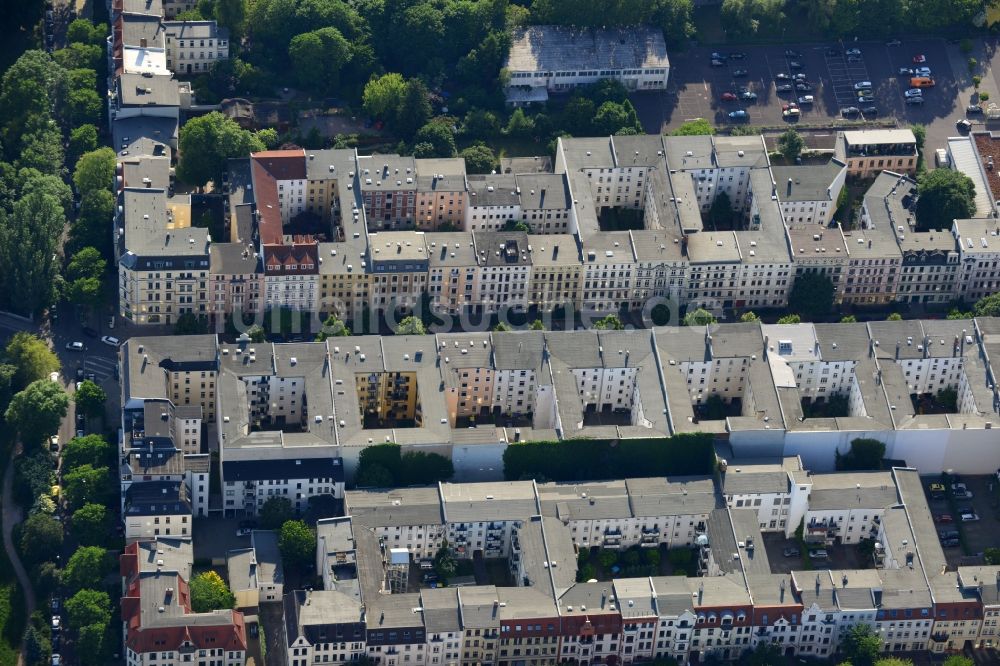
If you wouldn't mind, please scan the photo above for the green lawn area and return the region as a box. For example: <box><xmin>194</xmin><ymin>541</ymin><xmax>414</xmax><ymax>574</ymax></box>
<box><xmin>0</xmin><ymin>434</ymin><xmax>23</xmax><ymax>666</ymax></box>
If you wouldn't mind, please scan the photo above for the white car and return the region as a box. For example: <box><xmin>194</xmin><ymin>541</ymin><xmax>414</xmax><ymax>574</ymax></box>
<box><xmin>65</xmin><ymin>341</ymin><xmax>84</xmax><ymax>352</ymax></box>
<box><xmin>51</xmin><ymin>656</ymin><xmax>60</xmax><ymax>666</ymax></box>
<box><xmin>854</xmin><ymin>81</ymin><xmax>872</xmax><ymax>90</ymax></box>
<box><xmin>49</xmin><ymin>371</ymin><xmax>59</xmax><ymax>383</ymax></box>
<box><xmin>914</xmin><ymin>66</ymin><xmax>932</xmax><ymax>77</ymax></box>
<box><xmin>961</xmin><ymin>512</ymin><xmax>980</xmax><ymax>522</ymax></box>
<box><xmin>51</xmin><ymin>616</ymin><xmax>59</xmax><ymax>631</ymax></box>
<box><xmin>101</xmin><ymin>335</ymin><xmax>120</xmax><ymax>347</ymax></box>
<box><xmin>797</xmin><ymin>95</ymin><xmax>814</xmax><ymax>105</ymax></box>
<box><xmin>904</xmin><ymin>88</ymin><xmax>923</xmax><ymax>98</ymax></box>
<box><xmin>846</xmin><ymin>48</ymin><xmax>862</xmax><ymax>57</ymax></box>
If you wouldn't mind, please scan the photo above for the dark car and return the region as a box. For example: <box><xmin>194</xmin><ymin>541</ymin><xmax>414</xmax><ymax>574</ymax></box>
<box><xmin>710</xmin><ymin>58</ymin><xmax>725</xmax><ymax>67</ymax></box>
<box><xmin>841</xmin><ymin>106</ymin><xmax>861</xmax><ymax>117</ymax></box>
<box><xmin>886</xmin><ymin>39</ymin><xmax>902</xmax><ymax>46</ymax></box>
<box><xmin>898</xmin><ymin>67</ymin><xmax>914</xmax><ymax>76</ymax></box>
<box><xmin>740</xmin><ymin>90</ymin><xmax>758</xmax><ymax>101</ymax></box>
<box><xmin>796</xmin><ymin>83</ymin><xmax>813</xmax><ymax>92</ymax></box>
<box><xmin>783</xmin><ymin>546</ymin><xmax>800</xmax><ymax>557</ymax></box>
<box><xmin>728</xmin><ymin>51</ymin><xmax>747</xmax><ymax>60</ymax></box>
<box><xmin>711</xmin><ymin>52</ymin><xmax>727</xmax><ymax>60</ymax></box>
<box><xmin>82</xmin><ymin>326</ymin><xmax>98</xmax><ymax>338</ymax></box>
<box><xmin>968</xmin><ymin>104</ymin><xmax>984</xmax><ymax>114</ymax></box>
<box><xmin>785</xmin><ymin>49</ymin><xmax>802</xmax><ymax>57</ymax></box>
<box><xmin>776</xmin><ymin>84</ymin><xmax>793</xmax><ymax>92</ymax></box>
<box><xmin>732</xmin><ymin>69</ymin><xmax>748</xmax><ymax>77</ymax></box>
<box><xmin>75</xmin><ymin>367</ymin><xmax>84</xmax><ymax>380</ymax></box>
<box><xmin>941</xmin><ymin>537</ymin><xmax>960</xmax><ymax>548</ymax></box>
<box><xmin>861</xmin><ymin>106</ymin><xmax>879</xmax><ymax>117</ymax></box>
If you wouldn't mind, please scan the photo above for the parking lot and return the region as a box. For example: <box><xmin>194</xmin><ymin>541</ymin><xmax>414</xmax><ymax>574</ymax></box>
<box><xmin>762</xmin><ymin>531</ymin><xmax>868</xmax><ymax>574</ymax></box>
<box><xmin>635</xmin><ymin>37</ymin><xmax>966</xmax><ymax>132</ymax></box>
<box><xmin>922</xmin><ymin>474</ymin><xmax>1000</xmax><ymax>567</ymax></box>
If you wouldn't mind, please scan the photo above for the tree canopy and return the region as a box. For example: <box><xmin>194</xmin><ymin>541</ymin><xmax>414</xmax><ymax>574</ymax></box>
<box><xmin>916</xmin><ymin>168</ymin><xmax>976</xmax><ymax>231</ymax></box>
<box><xmin>0</xmin><ymin>191</ymin><xmax>65</xmax><ymax>315</ymax></box>
<box><xmin>836</xmin><ymin>438</ymin><xmax>886</xmax><ymax>472</ymax></box>
<box><xmin>279</xmin><ymin>520</ymin><xmax>316</xmax><ymax>573</ymax></box>
<box><xmin>683</xmin><ymin>308</ymin><xmax>716</xmax><ymax>326</ymax></box>
<box><xmin>671</xmin><ymin>118</ymin><xmax>714</xmax><ymax>136</ymax></box>
<box><xmin>840</xmin><ymin>622</ymin><xmax>882</xmax><ymax>666</ymax></box>
<box><xmin>778</xmin><ymin>129</ymin><xmax>805</xmax><ymax>162</ymax></box>
<box><xmin>71</xmin><ymin>503</ymin><xmax>110</xmax><ymax>546</ymax></box>
<box><xmin>189</xmin><ymin>571</ymin><xmax>236</xmax><ymax>612</ymax></box>
<box><xmin>788</xmin><ymin>272</ymin><xmax>835</xmax><ymax>321</ymax></box>
<box><xmin>259</xmin><ymin>496</ymin><xmax>295</xmax><ymax>530</ymax></box>
<box><xmin>5</xmin><ymin>333</ymin><xmax>60</xmax><ymax>391</ymax></box>
<box><xmin>396</xmin><ymin>316</ymin><xmax>426</xmax><ymax>335</ymax></box>
<box><xmin>65</xmin><ymin>588</ymin><xmax>111</xmax><ymax>632</ymax></box>
<box><xmin>5</xmin><ymin>379</ymin><xmax>69</xmax><ymax>446</ymax></box>
<box><xmin>177</xmin><ymin>112</ymin><xmax>265</xmax><ymax>187</ymax></box>
<box><xmin>19</xmin><ymin>512</ymin><xmax>63</xmax><ymax>565</ymax></box>
<box><xmin>63</xmin><ymin>546</ymin><xmax>108</xmax><ymax>593</ymax></box>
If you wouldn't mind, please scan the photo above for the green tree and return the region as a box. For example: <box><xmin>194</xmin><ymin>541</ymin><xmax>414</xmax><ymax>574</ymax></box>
<box><xmin>788</xmin><ymin>272</ymin><xmax>835</xmax><ymax>321</ymax></box>
<box><xmin>493</xmin><ymin>322</ymin><xmax>511</xmax><ymax>332</ymax></box>
<box><xmin>396</xmin><ymin>316</ymin><xmax>426</xmax><ymax>335</ymax></box>
<box><xmin>5</xmin><ymin>380</ymin><xmax>69</xmax><ymax>445</ymax></box>
<box><xmin>65</xmin><ymin>588</ymin><xmax>111</xmax><ymax>632</ymax></box>
<box><xmin>71</xmin><ymin>190</ymin><xmax>115</xmax><ymax>259</ymax></box>
<box><xmin>259</xmin><ymin>496</ymin><xmax>294</xmax><ymax>529</ymax></box>
<box><xmin>683</xmin><ymin>308</ymin><xmax>716</xmax><ymax>326</ymax></box>
<box><xmin>177</xmin><ymin>112</ymin><xmax>265</xmax><ymax>187</ymax></box>
<box><xmin>777</xmin><ymin>314</ymin><xmax>801</xmax><ymax>324</ymax></box>
<box><xmin>215</xmin><ymin>0</ymin><xmax>246</xmax><ymax>40</ymax></box>
<box><xmin>592</xmin><ymin>100</ymin><xmax>643</xmax><ymax>135</ymax></box>
<box><xmin>5</xmin><ymin>332</ymin><xmax>60</xmax><ymax>391</ymax></box>
<box><xmin>356</xmin><ymin>463</ymin><xmax>393</xmax><ymax>487</ymax></box>
<box><xmin>0</xmin><ymin>51</ymin><xmax>66</xmax><ymax>160</ymax></box>
<box><xmin>67</xmin><ymin>19</ymin><xmax>107</xmax><ymax>46</ymax></box>
<box><xmin>174</xmin><ymin>312</ymin><xmax>209</xmax><ymax>335</ymax></box>
<box><xmin>61</xmin><ymin>434</ymin><xmax>111</xmax><ymax>470</ymax></box>
<box><xmin>279</xmin><ymin>520</ymin><xmax>315</xmax><ymax>573</ymax></box>
<box><xmin>73</xmin><ymin>381</ymin><xmax>106</xmax><ymax>419</ymax></box>
<box><xmin>68</xmin><ymin>124</ymin><xmax>98</xmax><ymax>163</ymax></box>
<box><xmin>399</xmin><ymin>451</ymin><xmax>454</xmax><ymax>485</ymax></box>
<box><xmin>413</xmin><ymin>122</ymin><xmax>456</xmax><ymax>158</ymax></box>
<box><xmin>20</xmin><ymin>168</ymin><xmax>74</xmax><ymax>217</ymax></box>
<box><xmin>65</xmin><ymin>247</ymin><xmax>106</xmax><ymax>308</ymax></box>
<box><xmin>23</xmin><ymin>623</ymin><xmax>52</xmax><ymax>666</ymax></box>
<box><xmin>316</xmin><ymin>315</ymin><xmax>351</xmax><ymax>341</ymax></box>
<box><xmin>886</xmin><ymin>312</ymin><xmax>903</xmax><ymax>321</ymax></box>
<box><xmin>504</xmin><ymin>108</ymin><xmax>534</xmax><ymax>138</ymax></box>
<box><xmin>837</xmin><ymin>438</ymin><xmax>886</xmax><ymax>472</ymax></box>
<box><xmin>14</xmin><ymin>451</ymin><xmax>55</xmax><ymax>507</ymax></box>
<box><xmin>943</xmin><ymin>655</ymin><xmax>974</xmax><ymax>666</ymax></box>
<box><xmin>841</xmin><ymin>622</ymin><xmax>882</xmax><ymax>666</ymax></box>
<box><xmin>778</xmin><ymin>129</ymin><xmax>805</xmax><ymax>162</ymax></box>
<box><xmin>72</xmin><ymin>147</ymin><xmax>116</xmax><ymax>194</ymax></box>
<box><xmin>71</xmin><ymin>503</ymin><xmax>109</xmax><ymax>546</ymax></box>
<box><xmin>529</xmin><ymin>319</ymin><xmax>545</xmax><ymax>330</ymax></box>
<box><xmin>16</xmin><ymin>122</ymin><xmax>65</xmax><ymax>176</ymax></box>
<box><xmin>19</xmin><ymin>512</ymin><xmax>63</xmax><ymax>564</ymax></box>
<box><xmin>289</xmin><ymin>27</ymin><xmax>352</xmax><ymax>94</ymax></box>
<box><xmin>743</xmin><ymin>642</ymin><xmax>783</xmax><ymax>666</ymax></box>
<box><xmin>362</xmin><ymin>72</ymin><xmax>406</xmax><ymax>120</ymax></box>
<box><xmin>76</xmin><ymin>623</ymin><xmax>107</xmax><ymax>666</ymax></box>
<box><xmin>973</xmin><ymin>293</ymin><xmax>1000</xmax><ymax>317</ymax></box>
<box><xmin>460</xmin><ymin>143</ymin><xmax>497</xmax><ymax>174</ymax></box>
<box><xmin>62</xmin><ymin>464</ymin><xmax>112</xmax><ymax>510</ymax></box>
<box><xmin>740</xmin><ymin>311</ymin><xmax>759</xmax><ymax>322</ymax></box>
<box><xmin>916</xmin><ymin>169</ymin><xmax>975</xmax><ymax>231</ymax></box>
<box><xmin>874</xmin><ymin>659</ymin><xmax>912</xmax><ymax>666</ymax></box>
<box><xmin>63</xmin><ymin>546</ymin><xmax>108</xmax><ymax>592</ymax></box>
<box><xmin>65</xmin><ymin>87</ymin><xmax>102</xmax><ymax>127</ymax></box>
<box><xmin>396</xmin><ymin>78</ymin><xmax>432</xmax><ymax>140</ymax></box>
<box><xmin>433</xmin><ymin>543</ymin><xmax>457</xmax><ymax>579</ymax></box>
<box><xmin>189</xmin><ymin>571</ymin><xmax>236</xmax><ymax>612</ymax></box>
<box><xmin>671</xmin><ymin>118</ymin><xmax>714</xmax><ymax>136</ymax></box>
<box><xmin>0</xmin><ymin>192</ymin><xmax>65</xmax><ymax>315</ymax></box>
<box><xmin>841</xmin><ymin>314</ymin><xmax>858</xmax><ymax>323</ymax></box>
<box><xmin>593</xmin><ymin>314</ymin><xmax>624</xmax><ymax>330</ymax></box>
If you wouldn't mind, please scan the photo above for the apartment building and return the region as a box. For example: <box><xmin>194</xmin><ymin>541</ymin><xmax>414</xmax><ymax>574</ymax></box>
<box><xmin>415</xmin><ymin>158</ymin><xmax>467</xmax><ymax>230</ymax></box>
<box><xmin>517</xmin><ymin>173</ymin><xmax>574</xmax><ymax>233</ymax></box>
<box><xmin>209</xmin><ymin>243</ymin><xmax>263</xmax><ymax>321</ymax></box>
<box><xmin>263</xmin><ymin>243</ymin><xmax>319</xmax><ymax>311</ymax></box>
<box><xmin>318</xmin><ymin>241</ymin><xmax>370</xmax><ymax>320</ymax></box>
<box><xmin>787</xmin><ymin>228</ymin><xmax>849</xmax><ymax>303</ymax></box>
<box><xmin>367</xmin><ymin>231</ymin><xmax>429</xmax><ymax>311</ymax></box>
<box><xmin>123</xmin><ymin>481</ymin><xmax>192</xmax><ymax>541</ymax></box>
<box><xmin>954</xmin><ymin>218</ymin><xmax>1000</xmax><ymax>302</ymax></box>
<box><xmin>227</xmin><ymin>530</ymin><xmax>284</xmax><ymax>608</ymax></box>
<box><xmin>163</xmin><ymin>20</ymin><xmax>229</xmax><ymax>75</ymax></box>
<box><xmin>474</xmin><ymin>231</ymin><xmax>532</xmax><ymax>312</ymax></box>
<box><xmin>427</xmin><ymin>232</ymin><xmax>478</xmax><ymax>315</ymax></box>
<box><xmin>465</xmin><ymin>175</ymin><xmax>521</xmax><ymax>232</ymax></box>
<box><xmin>504</xmin><ymin>26</ymin><xmax>669</xmax><ymax>105</ymax></box>
<box><xmin>359</xmin><ymin>155</ymin><xmax>417</xmax><ymax>230</ymax></box>
<box><xmin>528</xmin><ymin>234</ymin><xmax>582</xmax><ymax>312</ymax></box>
<box><xmin>836</xmin><ymin>129</ymin><xmax>919</xmax><ymax>177</ymax></box>
<box><xmin>772</xmin><ymin>161</ymin><xmax>847</xmax><ymax>227</ymax></box>
<box><xmin>120</xmin><ymin>538</ymin><xmax>247</xmax><ymax>666</ymax></box>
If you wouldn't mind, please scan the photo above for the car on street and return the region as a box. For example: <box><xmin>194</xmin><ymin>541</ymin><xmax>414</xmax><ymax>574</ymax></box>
<box><xmin>913</xmin><ymin>54</ymin><xmax>926</xmax><ymax>63</ymax></box>
<box><xmin>783</xmin><ymin>546</ymin><xmax>800</xmax><ymax>557</ymax></box>
<box><xmin>49</xmin><ymin>435</ymin><xmax>58</xmax><ymax>452</ymax></box>
<box><xmin>861</xmin><ymin>106</ymin><xmax>878</xmax><ymax>117</ymax></box>
<box><xmin>775</xmin><ymin>73</ymin><xmax>791</xmax><ymax>81</ymax></box>
<box><xmin>854</xmin><ymin>80</ymin><xmax>873</xmax><ymax>90</ymax></box>
<box><xmin>236</xmin><ymin>527</ymin><xmax>253</xmax><ymax>537</ymax></box>
<box><xmin>904</xmin><ymin>88</ymin><xmax>923</xmax><ymax>98</ymax></box>
<box><xmin>52</xmin><ymin>656</ymin><xmax>60</xmax><ymax>666</ymax></box>
<box><xmin>101</xmin><ymin>335</ymin><xmax>120</xmax><ymax>347</ymax></box>
<box><xmin>957</xmin><ymin>119</ymin><xmax>973</xmax><ymax>131</ymax></box>
<box><xmin>51</xmin><ymin>616</ymin><xmax>59</xmax><ymax>631</ymax></box>
<box><xmin>841</xmin><ymin>106</ymin><xmax>861</xmax><ymax>117</ymax></box>
<box><xmin>935</xmin><ymin>514</ymin><xmax>953</xmax><ymax>523</ymax></box>
<box><xmin>846</xmin><ymin>48</ymin><xmax>862</xmax><ymax>56</ymax></box>
<box><xmin>729</xmin><ymin>51</ymin><xmax>747</xmax><ymax>60</ymax></box>
<box><xmin>961</xmin><ymin>511</ymin><xmax>980</xmax><ymax>522</ymax></box>
<box><xmin>732</xmin><ymin>69</ymin><xmax>748</xmax><ymax>77</ymax></box>
<box><xmin>795</xmin><ymin>83</ymin><xmax>812</xmax><ymax>91</ymax></box>
<box><xmin>886</xmin><ymin>39</ymin><xmax>902</xmax><ymax>46</ymax></box>
<box><xmin>906</xmin><ymin>96</ymin><xmax>925</xmax><ymax>105</ymax></box>
<box><xmin>968</xmin><ymin>104</ymin><xmax>984</xmax><ymax>114</ymax></box>
<box><xmin>711</xmin><ymin>52</ymin><xmax>727</xmax><ymax>60</ymax></box>
<box><xmin>782</xmin><ymin>102</ymin><xmax>799</xmax><ymax>111</ymax></box>
<box><xmin>721</xmin><ymin>92</ymin><xmax>738</xmax><ymax>101</ymax></box>
<box><xmin>776</xmin><ymin>84</ymin><xmax>793</xmax><ymax>92</ymax></box>
<box><xmin>785</xmin><ymin>49</ymin><xmax>802</xmax><ymax>57</ymax></box>
<box><xmin>808</xmin><ymin>549</ymin><xmax>828</xmax><ymax>559</ymax></box>
<box><xmin>929</xmin><ymin>482</ymin><xmax>946</xmax><ymax>498</ymax></box>
<box><xmin>783</xmin><ymin>108</ymin><xmax>801</xmax><ymax>119</ymax></box>
<box><xmin>798</xmin><ymin>95</ymin><xmax>814</xmax><ymax>105</ymax></box>
<box><xmin>857</xmin><ymin>95</ymin><xmax>875</xmax><ymax>104</ymax></box>
<box><xmin>51</xmin><ymin>598</ymin><xmax>59</xmax><ymax>612</ymax></box>
<box><xmin>792</xmin><ymin>73</ymin><xmax>808</xmax><ymax>81</ymax></box>
<box><xmin>941</xmin><ymin>537</ymin><xmax>960</xmax><ymax>547</ymax></box>
<box><xmin>898</xmin><ymin>67</ymin><xmax>914</xmax><ymax>76</ymax></box>
<box><xmin>915</xmin><ymin>66</ymin><xmax>932</xmax><ymax>77</ymax></box>
<box><xmin>740</xmin><ymin>90</ymin><xmax>758</xmax><ymax>101</ymax></box>
<box><xmin>788</xmin><ymin>61</ymin><xmax>803</xmax><ymax>69</ymax></box>
<box><xmin>710</xmin><ymin>59</ymin><xmax>725</xmax><ymax>67</ymax></box>
<box><xmin>65</xmin><ymin>341</ymin><xmax>84</xmax><ymax>352</ymax></box>
<box><xmin>728</xmin><ymin>110</ymin><xmax>749</xmax><ymax>120</ymax></box>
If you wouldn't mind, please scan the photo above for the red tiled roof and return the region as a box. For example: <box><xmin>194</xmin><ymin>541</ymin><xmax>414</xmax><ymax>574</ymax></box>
<box><xmin>973</xmin><ymin>133</ymin><xmax>1000</xmax><ymax>203</ymax></box>
<box><xmin>263</xmin><ymin>243</ymin><xmax>319</xmax><ymax>275</ymax></box>
<box><xmin>250</xmin><ymin>150</ymin><xmax>305</xmax><ymax>245</ymax></box>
